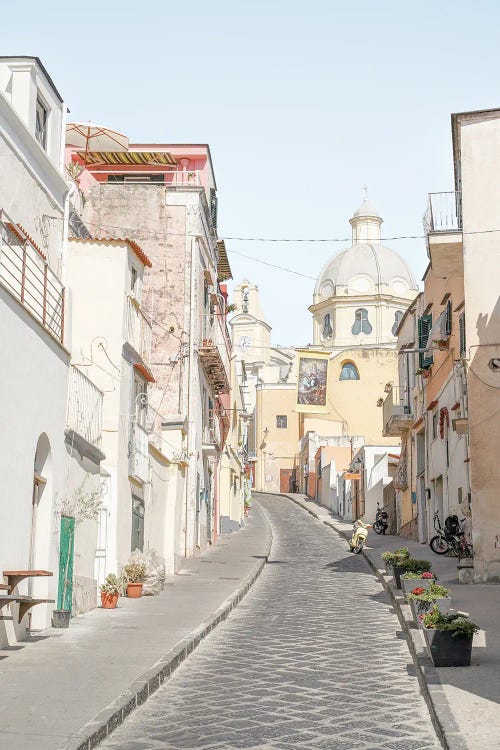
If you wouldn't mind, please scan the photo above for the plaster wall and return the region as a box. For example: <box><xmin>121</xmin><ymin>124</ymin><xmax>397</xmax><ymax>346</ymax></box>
<box><xmin>455</xmin><ymin>112</ymin><xmax>500</xmax><ymax>580</ymax></box>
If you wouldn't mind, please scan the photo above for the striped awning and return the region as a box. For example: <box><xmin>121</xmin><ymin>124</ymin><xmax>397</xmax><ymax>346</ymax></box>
<box><xmin>81</xmin><ymin>151</ymin><xmax>176</xmax><ymax>166</ymax></box>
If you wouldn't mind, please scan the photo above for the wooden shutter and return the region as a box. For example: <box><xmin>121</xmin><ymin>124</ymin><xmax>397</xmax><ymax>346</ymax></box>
<box><xmin>210</xmin><ymin>188</ymin><xmax>218</xmax><ymax>229</ymax></box>
<box><xmin>459</xmin><ymin>313</ymin><xmax>466</xmax><ymax>357</ymax></box>
<box><xmin>445</xmin><ymin>299</ymin><xmax>452</xmax><ymax>336</ymax></box>
<box><xmin>418</xmin><ymin>314</ymin><xmax>434</xmax><ymax>369</ymax></box>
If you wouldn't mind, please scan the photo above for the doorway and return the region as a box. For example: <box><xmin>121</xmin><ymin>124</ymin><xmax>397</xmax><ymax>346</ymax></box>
<box><xmin>131</xmin><ymin>495</ymin><xmax>145</xmax><ymax>551</ymax></box>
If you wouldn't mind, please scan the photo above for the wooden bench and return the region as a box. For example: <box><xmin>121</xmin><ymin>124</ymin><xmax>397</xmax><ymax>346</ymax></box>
<box><xmin>0</xmin><ymin>595</ymin><xmax>55</xmax><ymax>623</ymax></box>
<box><xmin>3</xmin><ymin>570</ymin><xmax>52</xmax><ymax>593</ymax></box>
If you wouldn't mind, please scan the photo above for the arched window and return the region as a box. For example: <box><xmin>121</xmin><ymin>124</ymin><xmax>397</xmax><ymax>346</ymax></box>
<box><xmin>340</xmin><ymin>362</ymin><xmax>360</xmax><ymax>381</ymax></box>
<box><xmin>392</xmin><ymin>310</ymin><xmax>404</xmax><ymax>335</ymax></box>
<box><xmin>322</xmin><ymin>313</ymin><xmax>333</xmax><ymax>338</ymax></box>
<box><xmin>352</xmin><ymin>308</ymin><xmax>372</xmax><ymax>335</ymax></box>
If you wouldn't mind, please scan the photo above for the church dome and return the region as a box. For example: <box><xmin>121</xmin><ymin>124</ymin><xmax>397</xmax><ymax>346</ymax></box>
<box><xmin>314</xmin><ymin>198</ymin><xmax>417</xmax><ymax>300</ymax></box>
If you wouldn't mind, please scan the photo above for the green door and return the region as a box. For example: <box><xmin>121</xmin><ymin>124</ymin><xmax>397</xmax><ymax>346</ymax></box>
<box><xmin>57</xmin><ymin>515</ymin><xmax>75</xmax><ymax>611</ymax></box>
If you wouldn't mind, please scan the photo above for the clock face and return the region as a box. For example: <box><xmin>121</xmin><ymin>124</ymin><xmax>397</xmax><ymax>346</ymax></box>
<box><xmin>238</xmin><ymin>335</ymin><xmax>251</xmax><ymax>351</ymax></box>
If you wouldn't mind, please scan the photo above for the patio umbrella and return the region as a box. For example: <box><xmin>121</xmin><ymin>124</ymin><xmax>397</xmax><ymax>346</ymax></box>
<box><xmin>66</xmin><ymin>122</ymin><xmax>129</xmax><ymax>164</ymax></box>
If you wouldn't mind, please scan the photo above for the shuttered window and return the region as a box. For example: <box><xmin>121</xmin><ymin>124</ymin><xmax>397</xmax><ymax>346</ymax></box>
<box><xmin>459</xmin><ymin>313</ymin><xmax>466</xmax><ymax>358</ymax></box>
<box><xmin>444</xmin><ymin>299</ymin><xmax>452</xmax><ymax>336</ymax></box>
<box><xmin>418</xmin><ymin>314</ymin><xmax>434</xmax><ymax>369</ymax></box>
<box><xmin>210</xmin><ymin>188</ymin><xmax>218</xmax><ymax>229</ymax></box>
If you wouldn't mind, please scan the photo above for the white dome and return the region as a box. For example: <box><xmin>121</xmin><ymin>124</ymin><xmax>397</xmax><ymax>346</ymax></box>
<box><xmin>315</xmin><ymin>242</ymin><xmax>417</xmax><ymax>299</ymax></box>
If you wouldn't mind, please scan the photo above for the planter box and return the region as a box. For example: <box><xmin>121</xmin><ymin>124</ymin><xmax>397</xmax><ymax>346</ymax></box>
<box><xmin>401</xmin><ymin>577</ymin><xmax>436</xmax><ymax>595</ymax></box>
<box><xmin>424</xmin><ymin>628</ymin><xmax>473</xmax><ymax>667</ymax></box>
<box><xmin>392</xmin><ymin>565</ymin><xmax>409</xmax><ymax>589</ymax></box>
<box><xmin>409</xmin><ymin>597</ymin><xmax>451</xmax><ymax>625</ymax></box>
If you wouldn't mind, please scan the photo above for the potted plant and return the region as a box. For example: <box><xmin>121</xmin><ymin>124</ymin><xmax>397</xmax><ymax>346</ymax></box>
<box><xmin>381</xmin><ymin>547</ymin><xmax>410</xmax><ymax>575</ymax></box>
<box><xmin>100</xmin><ymin>574</ymin><xmax>120</xmax><ymax>609</ymax></box>
<box><xmin>406</xmin><ymin>583</ymin><xmax>451</xmax><ymax>624</ymax></box>
<box><xmin>123</xmin><ymin>562</ymin><xmax>147</xmax><ymax>598</ymax></box>
<box><xmin>401</xmin><ymin>570</ymin><xmax>437</xmax><ymax>595</ymax></box>
<box><xmin>433</xmin><ymin>338</ymin><xmax>449</xmax><ymax>351</ymax></box>
<box><xmin>422</xmin><ymin>607</ymin><xmax>479</xmax><ymax>667</ymax></box>
<box><xmin>392</xmin><ymin>557</ymin><xmax>432</xmax><ymax>589</ymax></box>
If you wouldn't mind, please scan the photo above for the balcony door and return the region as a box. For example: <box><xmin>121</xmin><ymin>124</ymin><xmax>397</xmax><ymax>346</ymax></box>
<box><xmin>131</xmin><ymin>495</ymin><xmax>145</xmax><ymax>552</ymax></box>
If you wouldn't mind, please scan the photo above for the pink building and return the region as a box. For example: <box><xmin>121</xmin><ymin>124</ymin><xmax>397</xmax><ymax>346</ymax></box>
<box><xmin>66</xmin><ymin>133</ymin><xmax>233</xmax><ymax>570</ymax></box>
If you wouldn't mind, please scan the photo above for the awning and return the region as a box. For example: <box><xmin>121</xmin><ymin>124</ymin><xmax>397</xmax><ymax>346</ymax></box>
<box><xmin>80</xmin><ymin>151</ymin><xmax>176</xmax><ymax>167</ymax></box>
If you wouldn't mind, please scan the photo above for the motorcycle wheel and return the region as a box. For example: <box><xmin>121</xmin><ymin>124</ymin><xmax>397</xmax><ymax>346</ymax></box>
<box><xmin>430</xmin><ymin>535</ymin><xmax>449</xmax><ymax>555</ymax></box>
<box><xmin>354</xmin><ymin>541</ymin><xmax>364</xmax><ymax>554</ymax></box>
<box><xmin>373</xmin><ymin>522</ymin><xmax>384</xmax><ymax>535</ymax></box>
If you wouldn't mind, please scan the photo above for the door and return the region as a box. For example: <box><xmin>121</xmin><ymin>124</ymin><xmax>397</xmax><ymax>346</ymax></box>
<box><xmin>434</xmin><ymin>476</ymin><xmax>444</xmax><ymax>527</ymax></box>
<box><xmin>131</xmin><ymin>496</ymin><xmax>145</xmax><ymax>551</ymax></box>
<box><xmin>57</xmin><ymin>515</ymin><xmax>75</xmax><ymax>612</ymax></box>
<box><xmin>29</xmin><ymin>476</ymin><xmax>46</xmax><ymax>596</ymax></box>
<box><xmin>280</xmin><ymin>469</ymin><xmax>292</xmax><ymax>493</ymax></box>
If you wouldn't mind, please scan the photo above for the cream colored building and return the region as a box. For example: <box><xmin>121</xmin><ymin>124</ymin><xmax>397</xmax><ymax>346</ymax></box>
<box><xmin>231</xmin><ymin>200</ymin><xmax>418</xmax><ymax>499</ymax></box>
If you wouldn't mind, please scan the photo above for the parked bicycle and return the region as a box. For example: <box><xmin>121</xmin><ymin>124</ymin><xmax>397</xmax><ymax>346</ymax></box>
<box><xmin>429</xmin><ymin>512</ymin><xmax>473</xmax><ymax>558</ymax></box>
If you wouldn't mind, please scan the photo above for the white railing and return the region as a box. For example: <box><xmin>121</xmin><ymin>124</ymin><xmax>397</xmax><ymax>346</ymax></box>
<box><xmin>0</xmin><ymin>210</ymin><xmax>65</xmax><ymax>341</ymax></box>
<box><xmin>166</xmin><ymin>170</ymin><xmax>201</xmax><ymax>187</ymax></box>
<box><xmin>203</xmin><ymin>409</ymin><xmax>222</xmax><ymax>446</ymax></box>
<box><xmin>125</xmin><ymin>296</ymin><xmax>152</xmax><ymax>366</ymax></box>
<box><xmin>128</xmin><ymin>422</ymin><xmax>149</xmax><ymax>483</ymax></box>
<box><xmin>426</xmin><ymin>192</ymin><xmax>462</xmax><ymax>232</ymax></box>
<box><xmin>383</xmin><ymin>386</ymin><xmax>412</xmax><ymax>431</ymax></box>
<box><xmin>66</xmin><ymin>365</ymin><xmax>103</xmax><ymax>448</ymax></box>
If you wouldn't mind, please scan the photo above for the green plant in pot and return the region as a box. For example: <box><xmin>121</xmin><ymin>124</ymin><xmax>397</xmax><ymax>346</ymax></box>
<box><xmin>401</xmin><ymin>570</ymin><xmax>437</xmax><ymax>594</ymax></box>
<box><xmin>392</xmin><ymin>557</ymin><xmax>432</xmax><ymax>589</ymax></box>
<box><xmin>422</xmin><ymin>607</ymin><xmax>479</xmax><ymax>667</ymax></box>
<box><xmin>100</xmin><ymin>574</ymin><xmax>120</xmax><ymax>609</ymax></box>
<box><xmin>124</xmin><ymin>562</ymin><xmax>147</xmax><ymax>598</ymax></box>
<box><xmin>406</xmin><ymin>583</ymin><xmax>451</xmax><ymax>623</ymax></box>
<box><xmin>381</xmin><ymin>547</ymin><xmax>410</xmax><ymax>574</ymax></box>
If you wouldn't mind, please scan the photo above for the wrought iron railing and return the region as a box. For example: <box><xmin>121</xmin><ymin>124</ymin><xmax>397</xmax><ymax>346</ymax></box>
<box><xmin>0</xmin><ymin>210</ymin><xmax>64</xmax><ymax>341</ymax></box>
<box><xmin>125</xmin><ymin>295</ymin><xmax>152</xmax><ymax>365</ymax></box>
<box><xmin>383</xmin><ymin>385</ymin><xmax>412</xmax><ymax>430</ymax></box>
<box><xmin>66</xmin><ymin>365</ymin><xmax>103</xmax><ymax>448</ymax></box>
<box><xmin>425</xmin><ymin>191</ymin><xmax>462</xmax><ymax>232</ymax></box>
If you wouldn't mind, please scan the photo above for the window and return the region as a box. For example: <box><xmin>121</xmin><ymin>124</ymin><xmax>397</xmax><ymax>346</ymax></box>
<box><xmin>418</xmin><ymin>314</ymin><xmax>434</xmax><ymax>369</ymax></box>
<box><xmin>131</xmin><ymin>496</ymin><xmax>145</xmax><ymax>552</ymax></box>
<box><xmin>459</xmin><ymin>312</ymin><xmax>466</xmax><ymax>357</ymax></box>
<box><xmin>340</xmin><ymin>362</ymin><xmax>360</xmax><ymax>380</ymax></box>
<box><xmin>131</xmin><ymin>267</ymin><xmax>138</xmax><ymax>295</ymax></box>
<box><xmin>210</xmin><ymin>188</ymin><xmax>218</xmax><ymax>229</ymax></box>
<box><xmin>107</xmin><ymin>174</ymin><xmax>165</xmax><ymax>183</ymax></box>
<box><xmin>35</xmin><ymin>97</ymin><xmax>48</xmax><ymax>149</ymax></box>
<box><xmin>444</xmin><ymin>299</ymin><xmax>452</xmax><ymax>337</ymax></box>
<box><xmin>392</xmin><ymin>310</ymin><xmax>404</xmax><ymax>336</ymax></box>
<box><xmin>352</xmin><ymin>308</ymin><xmax>372</xmax><ymax>335</ymax></box>
<box><xmin>134</xmin><ymin>377</ymin><xmax>148</xmax><ymax>428</ymax></box>
<box><xmin>276</xmin><ymin>415</ymin><xmax>287</xmax><ymax>429</ymax></box>
<box><xmin>432</xmin><ymin>411</ymin><xmax>439</xmax><ymax>440</ymax></box>
<box><xmin>322</xmin><ymin>313</ymin><xmax>333</xmax><ymax>338</ymax></box>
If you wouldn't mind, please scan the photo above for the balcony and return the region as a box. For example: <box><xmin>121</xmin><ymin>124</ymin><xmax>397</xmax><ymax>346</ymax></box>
<box><xmin>66</xmin><ymin>366</ymin><xmax>104</xmax><ymax>455</ymax></box>
<box><xmin>202</xmin><ymin>409</ymin><xmax>222</xmax><ymax>450</ymax></box>
<box><xmin>199</xmin><ymin>317</ymin><xmax>230</xmax><ymax>394</ymax></box>
<box><xmin>125</xmin><ymin>296</ymin><xmax>152</xmax><ymax>366</ymax></box>
<box><xmin>128</xmin><ymin>422</ymin><xmax>149</xmax><ymax>483</ymax></box>
<box><xmin>425</xmin><ymin>192</ymin><xmax>462</xmax><ymax>233</ymax></box>
<box><xmin>0</xmin><ymin>210</ymin><xmax>65</xmax><ymax>342</ymax></box>
<box><xmin>382</xmin><ymin>386</ymin><xmax>413</xmax><ymax>437</ymax></box>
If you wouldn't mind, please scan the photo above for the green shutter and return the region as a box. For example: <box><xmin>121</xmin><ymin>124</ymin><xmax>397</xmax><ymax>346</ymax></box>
<box><xmin>445</xmin><ymin>299</ymin><xmax>452</xmax><ymax>336</ymax></box>
<box><xmin>459</xmin><ymin>313</ymin><xmax>466</xmax><ymax>357</ymax></box>
<box><xmin>58</xmin><ymin>515</ymin><xmax>75</xmax><ymax>611</ymax></box>
<box><xmin>418</xmin><ymin>314</ymin><xmax>434</xmax><ymax>369</ymax></box>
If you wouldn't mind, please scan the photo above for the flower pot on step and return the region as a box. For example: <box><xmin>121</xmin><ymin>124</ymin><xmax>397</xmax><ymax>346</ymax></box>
<box><xmin>392</xmin><ymin>565</ymin><xmax>408</xmax><ymax>589</ymax></box>
<box><xmin>423</xmin><ymin>629</ymin><xmax>473</xmax><ymax>667</ymax></box>
<box><xmin>410</xmin><ymin>597</ymin><xmax>452</xmax><ymax>626</ymax></box>
<box><xmin>52</xmin><ymin>609</ymin><xmax>70</xmax><ymax>628</ymax></box>
<box><xmin>101</xmin><ymin>592</ymin><xmax>119</xmax><ymax>609</ymax></box>
<box><xmin>126</xmin><ymin>582</ymin><xmax>143</xmax><ymax>598</ymax></box>
<box><xmin>401</xmin><ymin>578</ymin><xmax>435</xmax><ymax>595</ymax></box>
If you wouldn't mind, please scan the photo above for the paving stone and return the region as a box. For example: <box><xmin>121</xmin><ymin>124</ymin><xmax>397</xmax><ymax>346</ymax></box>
<box><xmin>101</xmin><ymin>496</ymin><xmax>441</xmax><ymax>750</ymax></box>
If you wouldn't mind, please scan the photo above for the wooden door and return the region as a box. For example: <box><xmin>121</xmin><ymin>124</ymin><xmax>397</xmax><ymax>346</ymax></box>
<box><xmin>280</xmin><ymin>469</ymin><xmax>293</xmax><ymax>493</ymax></box>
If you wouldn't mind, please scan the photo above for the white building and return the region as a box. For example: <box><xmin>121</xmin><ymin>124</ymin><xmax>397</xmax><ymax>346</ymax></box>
<box><xmin>0</xmin><ymin>57</ymin><xmax>72</xmax><ymax>637</ymax></box>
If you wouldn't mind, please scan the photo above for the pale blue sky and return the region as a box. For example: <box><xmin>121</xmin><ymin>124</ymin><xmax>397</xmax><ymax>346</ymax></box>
<box><xmin>3</xmin><ymin>1</ymin><xmax>500</xmax><ymax>345</ymax></box>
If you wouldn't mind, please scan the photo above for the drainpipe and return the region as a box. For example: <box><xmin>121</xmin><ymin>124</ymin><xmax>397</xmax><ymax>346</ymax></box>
<box><xmin>184</xmin><ymin>235</ymin><xmax>197</xmax><ymax>558</ymax></box>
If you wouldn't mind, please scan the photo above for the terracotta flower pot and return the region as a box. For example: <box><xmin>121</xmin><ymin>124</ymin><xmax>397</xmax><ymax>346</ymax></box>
<box><xmin>127</xmin><ymin>582</ymin><xmax>143</xmax><ymax>598</ymax></box>
<box><xmin>101</xmin><ymin>592</ymin><xmax>119</xmax><ymax>609</ymax></box>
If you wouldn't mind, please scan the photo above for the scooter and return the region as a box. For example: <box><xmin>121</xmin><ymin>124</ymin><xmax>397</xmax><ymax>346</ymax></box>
<box><xmin>373</xmin><ymin>504</ymin><xmax>389</xmax><ymax>535</ymax></box>
<box><xmin>349</xmin><ymin>520</ymin><xmax>371</xmax><ymax>554</ymax></box>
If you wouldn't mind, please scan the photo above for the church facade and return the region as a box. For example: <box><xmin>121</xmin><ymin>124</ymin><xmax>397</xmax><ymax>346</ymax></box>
<box><xmin>230</xmin><ymin>198</ymin><xmax>418</xmax><ymax>514</ymax></box>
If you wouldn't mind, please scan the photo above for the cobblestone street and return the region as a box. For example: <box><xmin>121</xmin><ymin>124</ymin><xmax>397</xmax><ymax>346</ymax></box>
<box><xmin>101</xmin><ymin>496</ymin><xmax>441</xmax><ymax>750</ymax></box>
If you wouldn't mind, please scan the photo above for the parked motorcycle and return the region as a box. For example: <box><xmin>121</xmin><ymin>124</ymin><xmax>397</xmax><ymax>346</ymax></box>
<box><xmin>349</xmin><ymin>520</ymin><xmax>371</xmax><ymax>554</ymax></box>
<box><xmin>429</xmin><ymin>512</ymin><xmax>473</xmax><ymax>558</ymax></box>
<box><xmin>373</xmin><ymin>504</ymin><xmax>389</xmax><ymax>535</ymax></box>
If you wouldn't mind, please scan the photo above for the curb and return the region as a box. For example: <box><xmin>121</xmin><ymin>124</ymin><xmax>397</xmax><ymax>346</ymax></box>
<box><xmin>284</xmin><ymin>494</ymin><xmax>467</xmax><ymax>750</ymax></box>
<box><xmin>62</xmin><ymin>507</ymin><xmax>273</xmax><ymax>750</ymax></box>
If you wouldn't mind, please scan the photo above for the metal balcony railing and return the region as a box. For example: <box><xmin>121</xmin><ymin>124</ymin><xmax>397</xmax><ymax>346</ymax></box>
<box><xmin>66</xmin><ymin>365</ymin><xmax>103</xmax><ymax>449</ymax></box>
<box><xmin>125</xmin><ymin>296</ymin><xmax>152</xmax><ymax>366</ymax></box>
<box><xmin>425</xmin><ymin>191</ymin><xmax>462</xmax><ymax>232</ymax></box>
<box><xmin>203</xmin><ymin>409</ymin><xmax>222</xmax><ymax>447</ymax></box>
<box><xmin>0</xmin><ymin>210</ymin><xmax>65</xmax><ymax>341</ymax></box>
<box><xmin>382</xmin><ymin>385</ymin><xmax>413</xmax><ymax>437</ymax></box>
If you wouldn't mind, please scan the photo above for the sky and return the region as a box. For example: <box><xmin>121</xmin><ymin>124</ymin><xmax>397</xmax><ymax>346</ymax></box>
<box><xmin>3</xmin><ymin>0</ymin><xmax>500</xmax><ymax>345</ymax></box>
